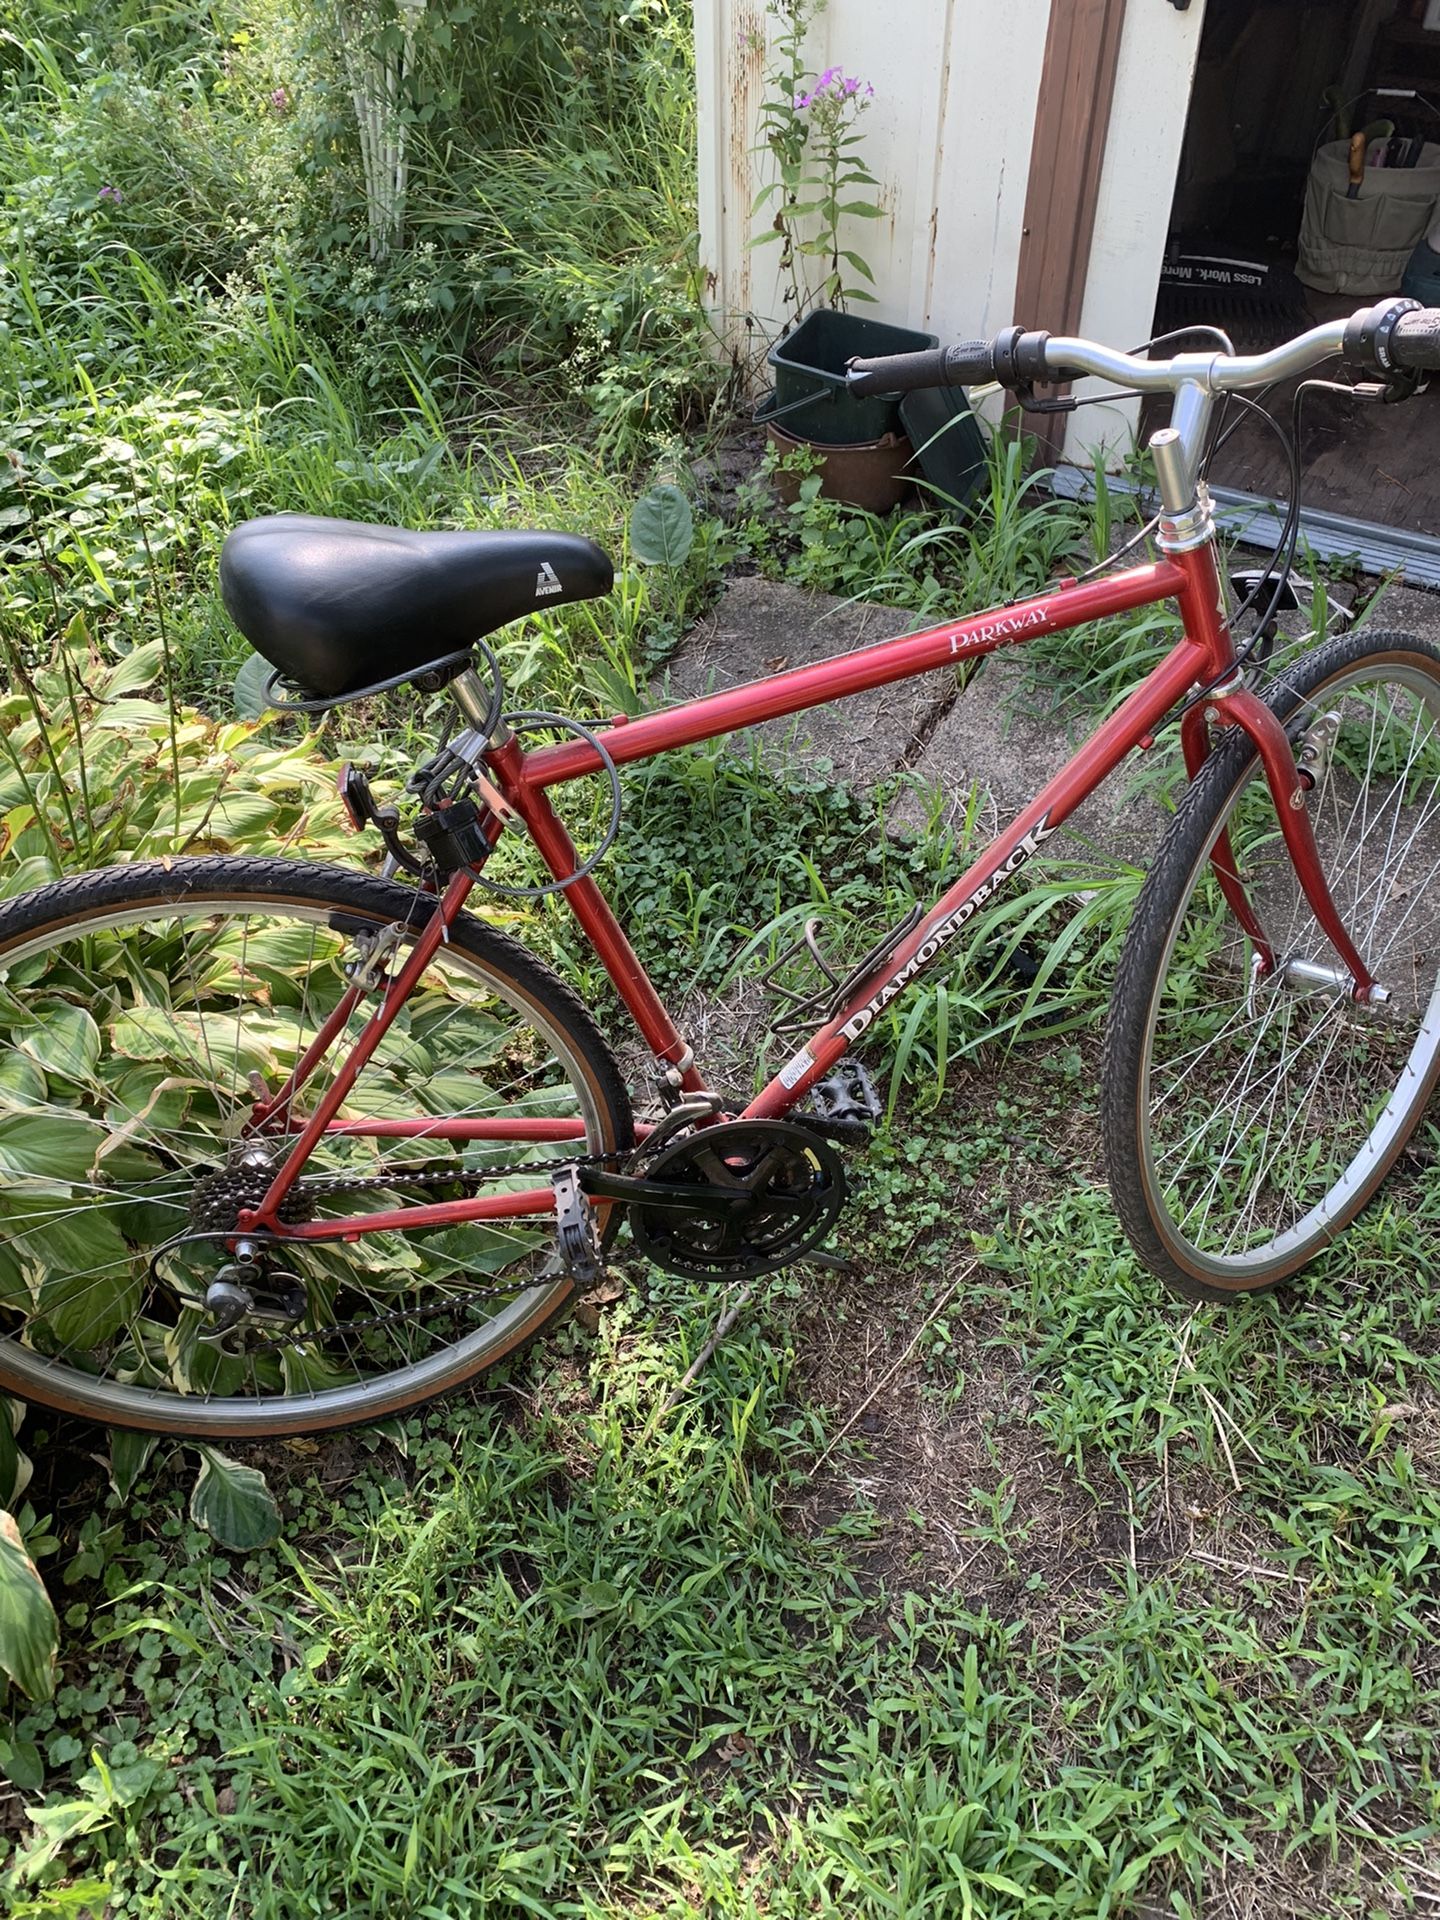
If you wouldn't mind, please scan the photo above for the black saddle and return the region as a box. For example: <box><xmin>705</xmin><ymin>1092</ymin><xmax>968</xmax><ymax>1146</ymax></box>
<box><xmin>219</xmin><ymin>515</ymin><xmax>614</xmax><ymax>703</ymax></box>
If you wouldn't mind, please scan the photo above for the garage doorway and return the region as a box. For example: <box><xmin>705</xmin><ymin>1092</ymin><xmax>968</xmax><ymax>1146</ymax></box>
<box><xmin>1151</xmin><ymin>0</ymin><xmax>1440</xmax><ymax>540</ymax></box>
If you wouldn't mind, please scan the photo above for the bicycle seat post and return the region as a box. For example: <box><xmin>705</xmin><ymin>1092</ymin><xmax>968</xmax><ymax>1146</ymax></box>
<box><xmin>450</xmin><ymin>666</ymin><xmax>511</xmax><ymax>746</ymax></box>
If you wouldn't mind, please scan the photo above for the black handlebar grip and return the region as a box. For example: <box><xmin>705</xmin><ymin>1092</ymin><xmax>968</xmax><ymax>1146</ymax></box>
<box><xmin>846</xmin><ymin>340</ymin><xmax>994</xmax><ymax>397</ymax></box>
<box><xmin>1389</xmin><ymin>309</ymin><xmax>1440</xmax><ymax>372</ymax></box>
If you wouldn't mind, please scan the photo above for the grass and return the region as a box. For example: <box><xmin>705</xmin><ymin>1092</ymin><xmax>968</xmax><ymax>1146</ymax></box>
<box><xmin>3</xmin><ymin>2</ymin><xmax>1440</xmax><ymax>1915</ymax></box>
<box><xmin>8</xmin><ymin>1055</ymin><xmax>1440</xmax><ymax>1915</ymax></box>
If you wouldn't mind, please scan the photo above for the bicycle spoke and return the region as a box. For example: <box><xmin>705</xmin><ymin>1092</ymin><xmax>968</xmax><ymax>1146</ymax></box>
<box><xmin>0</xmin><ymin>872</ymin><xmax>619</xmax><ymax>1433</ymax></box>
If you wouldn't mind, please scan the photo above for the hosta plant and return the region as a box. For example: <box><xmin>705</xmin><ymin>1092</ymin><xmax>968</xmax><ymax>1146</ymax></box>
<box><xmin>0</xmin><ymin>637</ymin><xmax>356</xmax><ymax>1711</ymax></box>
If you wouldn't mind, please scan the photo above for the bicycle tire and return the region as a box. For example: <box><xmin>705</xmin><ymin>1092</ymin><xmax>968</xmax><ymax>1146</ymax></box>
<box><xmin>1102</xmin><ymin>630</ymin><xmax>1440</xmax><ymax>1301</ymax></box>
<box><xmin>0</xmin><ymin>857</ymin><xmax>632</xmax><ymax>1434</ymax></box>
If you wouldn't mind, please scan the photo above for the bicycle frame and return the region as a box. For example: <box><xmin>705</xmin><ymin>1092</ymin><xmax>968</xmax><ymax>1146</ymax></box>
<box><xmin>243</xmin><ymin>526</ymin><xmax>1373</xmax><ymax>1247</ymax></box>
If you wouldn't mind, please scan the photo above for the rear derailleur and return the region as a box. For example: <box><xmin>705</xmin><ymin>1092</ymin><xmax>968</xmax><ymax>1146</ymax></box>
<box><xmin>195</xmin><ymin>1259</ymin><xmax>309</xmax><ymax>1354</ymax></box>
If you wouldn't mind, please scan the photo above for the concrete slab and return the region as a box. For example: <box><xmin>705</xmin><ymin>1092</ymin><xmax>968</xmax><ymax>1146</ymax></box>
<box><xmin>651</xmin><ymin>575</ymin><xmax>941</xmax><ymax>787</ymax></box>
<box><xmin>654</xmin><ymin>571</ymin><xmax>1440</xmax><ymax>879</ymax></box>
<box><xmin>886</xmin><ymin>652</ymin><xmax>1169</xmax><ymax>868</ymax></box>
<box><xmin>887</xmin><ymin>576</ymin><xmax>1440</xmax><ymax>865</ymax></box>
<box><xmin>1363</xmin><ymin>581</ymin><xmax>1440</xmax><ymax>648</ymax></box>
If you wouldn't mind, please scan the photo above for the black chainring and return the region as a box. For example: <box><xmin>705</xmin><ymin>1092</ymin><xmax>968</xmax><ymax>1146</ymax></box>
<box><xmin>628</xmin><ymin>1119</ymin><xmax>846</xmax><ymax>1281</ymax></box>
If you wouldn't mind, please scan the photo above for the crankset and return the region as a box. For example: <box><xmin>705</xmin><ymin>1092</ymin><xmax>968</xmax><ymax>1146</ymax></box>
<box><xmin>584</xmin><ymin>1118</ymin><xmax>847</xmax><ymax>1281</ymax></box>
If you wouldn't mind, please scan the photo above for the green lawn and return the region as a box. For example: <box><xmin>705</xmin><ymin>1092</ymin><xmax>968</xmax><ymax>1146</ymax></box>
<box><xmin>8</xmin><ymin>1055</ymin><xmax>1440</xmax><ymax>1915</ymax></box>
<box><xmin>2</xmin><ymin>3</ymin><xmax>1439</xmax><ymax>1915</ymax></box>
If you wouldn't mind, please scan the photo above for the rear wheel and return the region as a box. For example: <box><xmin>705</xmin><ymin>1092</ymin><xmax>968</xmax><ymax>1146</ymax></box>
<box><xmin>0</xmin><ymin>858</ymin><xmax>631</xmax><ymax>1434</ymax></box>
<box><xmin>1102</xmin><ymin>631</ymin><xmax>1440</xmax><ymax>1300</ymax></box>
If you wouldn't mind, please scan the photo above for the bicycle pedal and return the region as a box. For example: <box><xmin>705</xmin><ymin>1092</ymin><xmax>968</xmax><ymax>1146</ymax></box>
<box><xmin>800</xmin><ymin>1056</ymin><xmax>881</xmax><ymax>1143</ymax></box>
<box><xmin>549</xmin><ymin>1165</ymin><xmax>604</xmax><ymax>1288</ymax></box>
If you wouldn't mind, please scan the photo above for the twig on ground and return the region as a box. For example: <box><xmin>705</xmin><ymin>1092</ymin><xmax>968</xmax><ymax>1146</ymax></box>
<box><xmin>1188</xmin><ymin>1549</ymin><xmax>1307</xmax><ymax>1587</ymax></box>
<box><xmin>654</xmin><ymin>1282</ymin><xmax>756</xmax><ymax>1421</ymax></box>
<box><xmin>1195</xmin><ymin>1379</ymin><xmax>1243</xmax><ymax>1491</ymax></box>
<box><xmin>808</xmin><ymin>1259</ymin><xmax>978</xmax><ymax>1477</ymax></box>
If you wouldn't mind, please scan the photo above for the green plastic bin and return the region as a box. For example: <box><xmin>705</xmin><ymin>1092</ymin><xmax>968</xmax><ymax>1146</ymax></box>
<box><xmin>766</xmin><ymin>309</ymin><xmax>939</xmax><ymax>446</ymax></box>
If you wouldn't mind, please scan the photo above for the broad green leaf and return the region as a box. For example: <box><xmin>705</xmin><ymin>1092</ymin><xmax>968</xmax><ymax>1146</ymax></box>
<box><xmin>0</xmin><ymin>856</ymin><xmax>60</xmax><ymax>901</ymax></box>
<box><xmin>19</xmin><ymin>1003</ymin><xmax>101</xmax><ymax>1084</ymax></box>
<box><xmin>0</xmin><ymin>1051</ymin><xmax>46</xmax><ymax>1105</ymax></box>
<box><xmin>8</xmin><ymin>1789</ymin><xmax>112</xmax><ymax>1881</ymax></box>
<box><xmin>0</xmin><ymin>1735</ymin><xmax>44</xmax><ymax>1790</ymax></box>
<box><xmin>104</xmin><ymin>642</ymin><xmax>166</xmax><ymax>697</ymax></box>
<box><xmin>33</xmin><ymin>1213</ymin><xmax>139</xmax><ymax>1350</ymax></box>
<box><xmin>561</xmin><ymin>1579</ymin><xmax>622</xmax><ymax>1621</ymax></box>
<box><xmin>81</xmin><ymin>1749</ymin><xmax>165</xmax><ymax>1809</ymax></box>
<box><xmin>0</xmin><ymin>1238</ymin><xmax>26</xmax><ymax>1311</ymax></box>
<box><xmin>109</xmin><ymin>1006</ymin><xmax>275</xmax><ymax>1080</ymax></box>
<box><xmin>279</xmin><ymin>1344</ymin><xmax>359</xmax><ymax>1398</ymax></box>
<box><xmin>0</xmin><ymin>1111</ymin><xmax>107</xmax><ymax>1184</ymax></box>
<box><xmin>189</xmin><ymin>1447</ymin><xmax>280</xmax><ymax>1550</ymax></box>
<box><xmin>0</xmin><ymin>1509</ymin><xmax>59</xmax><ymax>1700</ymax></box>
<box><xmin>102</xmin><ymin>1065</ymin><xmax>195</xmax><ymax>1138</ymax></box>
<box><xmin>208</xmin><ymin>793</ymin><xmax>279</xmax><ymax>840</ymax></box>
<box><xmin>628</xmin><ymin>485</ymin><xmax>694</xmax><ymax>568</ymax></box>
<box><xmin>423</xmin><ymin>1224</ymin><xmax>543</xmax><ymax>1274</ymax></box>
<box><xmin>0</xmin><ymin>1398</ymin><xmax>30</xmax><ymax>1508</ymax></box>
<box><xmin>87</xmin><ymin>696</ymin><xmax>171</xmax><ymax>736</ymax></box>
<box><xmin>233</xmin><ymin>651</ymin><xmax>274</xmax><ymax>721</ymax></box>
<box><xmin>108</xmin><ymin>1429</ymin><xmax>159</xmax><ymax>1503</ymax></box>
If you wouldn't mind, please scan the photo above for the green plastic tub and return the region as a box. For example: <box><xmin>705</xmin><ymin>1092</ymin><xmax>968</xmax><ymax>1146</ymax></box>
<box><xmin>766</xmin><ymin>309</ymin><xmax>939</xmax><ymax>446</ymax></box>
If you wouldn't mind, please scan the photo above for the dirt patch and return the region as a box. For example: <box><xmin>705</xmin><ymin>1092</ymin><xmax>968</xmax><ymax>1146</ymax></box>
<box><xmin>784</xmin><ymin>1268</ymin><xmax>1122</xmax><ymax>1618</ymax></box>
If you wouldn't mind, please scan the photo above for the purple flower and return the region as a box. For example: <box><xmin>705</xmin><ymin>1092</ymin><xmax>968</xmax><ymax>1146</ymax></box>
<box><xmin>269</xmin><ymin>85</ymin><xmax>291</xmax><ymax>114</ymax></box>
<box><xmin>98</xmin><ymin>184</ymin><xmax>122</xmax><ymax>204</ymax></box>
<box><xmin>793</xmin><ymin>68</ymin><xmax>872</xmax><ymax>115</ymax></box>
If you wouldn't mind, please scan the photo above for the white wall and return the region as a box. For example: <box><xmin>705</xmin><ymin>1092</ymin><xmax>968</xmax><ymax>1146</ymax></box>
<box><xmin>696</xmin><ymin>0</ymin><xmax>1203</xmax><ymax>465</ymax></box>
<box><xmin>695</xmin><ymin>0</ymin><xmax>1050</xmax><ymax>368</ymax></box>
<box><xmin>1063</xmin><ymin>0</ymin><xmax>1209</xmax><ymax>466</ymax></box>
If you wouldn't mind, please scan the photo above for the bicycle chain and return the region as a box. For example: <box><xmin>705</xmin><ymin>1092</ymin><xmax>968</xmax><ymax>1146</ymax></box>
<box><xmin>291</xmin><ymin>1149</ymin><xmax>618</xmax><ymax>1202</ymax></box>
<box><xmin>240</xmin><ymin>1147</ymin><xmax>630</xmax><ymax>1353</ymax></box>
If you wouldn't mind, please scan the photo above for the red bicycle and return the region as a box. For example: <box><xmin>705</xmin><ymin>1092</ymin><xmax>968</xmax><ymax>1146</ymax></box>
<box><xmin>5</xmin><ymin>298</ymin><xmax>1440</xmax><ymax>1436</ymax></box>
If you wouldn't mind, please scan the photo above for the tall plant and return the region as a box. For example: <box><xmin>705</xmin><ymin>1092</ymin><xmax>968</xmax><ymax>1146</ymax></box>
<box><xmin>333</xmin><ymin>0</ymin><xmax>427</xmax><ymax>259</ymax></box>
<box><xmin>751</xmin><ymin>0</ymin><xmax>883</xmax><ymax>319</ymax></box>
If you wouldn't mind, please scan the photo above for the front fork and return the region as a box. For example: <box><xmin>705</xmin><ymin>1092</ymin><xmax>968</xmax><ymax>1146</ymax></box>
<box><xmin>1181</xmin><ymin>690</ymin><xmax>1377</xmax><ymax>1000</ymax></box>
<box><xmin>1166</xmin><ymin>508</ymin><xmax>1377</xmax><ymax>1003</ymax></box>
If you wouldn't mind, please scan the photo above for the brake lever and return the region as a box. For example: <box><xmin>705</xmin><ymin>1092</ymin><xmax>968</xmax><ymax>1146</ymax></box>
<box><xmin>1013</xmin><ymin>381</ymin><xmax>1079</xmax><ymax>415</ymax></box>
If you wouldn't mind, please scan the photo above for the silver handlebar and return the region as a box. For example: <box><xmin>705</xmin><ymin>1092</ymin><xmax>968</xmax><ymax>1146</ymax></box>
<box><xmin>1043</xmin><ymin>321</ymin><xmax>1349</xmax><ymax>395</ymax></box>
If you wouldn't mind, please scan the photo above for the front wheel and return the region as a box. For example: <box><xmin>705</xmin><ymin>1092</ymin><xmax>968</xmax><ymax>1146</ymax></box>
<box><xmin>1102</xmin><ymin>630</ymin><xmax>1440</xmax><ymax>1301</ymax></box>
<box><xmin>0</xmin><ymin>858</ymin><xmax>632</xmax><ymax>1434</ymax></box>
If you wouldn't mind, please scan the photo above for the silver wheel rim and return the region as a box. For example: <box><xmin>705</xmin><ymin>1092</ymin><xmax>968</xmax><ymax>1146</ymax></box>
<box><xmin>0</xmin><ymin>889</ymin><xmax>608</xmax><ymax>1431</ymax></box>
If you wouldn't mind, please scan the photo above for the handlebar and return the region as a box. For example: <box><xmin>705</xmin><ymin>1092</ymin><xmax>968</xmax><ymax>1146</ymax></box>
<box><xmin>846</xmin><ymin>297</ymin><xmax>1440</xmax><ymax>399</ymax></box>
